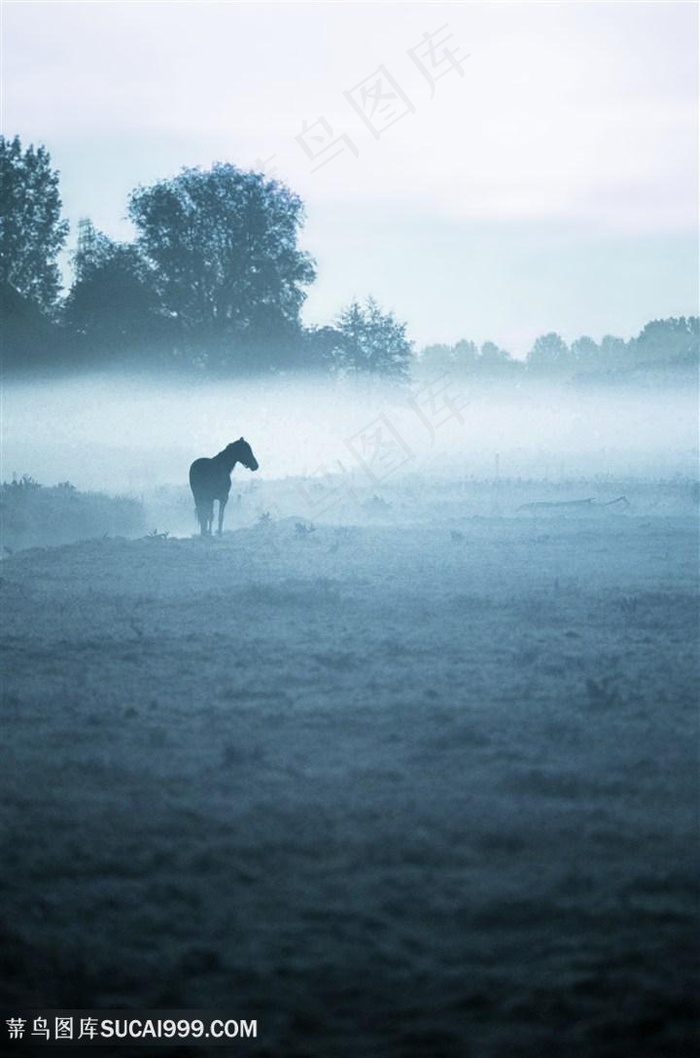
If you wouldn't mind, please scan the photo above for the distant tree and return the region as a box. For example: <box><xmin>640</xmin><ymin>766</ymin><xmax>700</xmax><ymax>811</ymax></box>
<box><xmin>0</xmin><ymin>135</ymin><xmax>69</xmax><ymax>313</ymax></box>
<box><xmin>480</xmin><ymin>341</ymin><xmax>502</xmax><ymax>362</ymax></box>
<box><xmin>330</xmin><ymin>297</ymin><xmax>414</xmax><ymax>380</ymax></box>
<box><xmin>630</xmin><ymin>317</ymin><xmax>699</xmax><ymax>368</ymax></box>
<box><xmin>526</xmin><ymin>332</ymin><xmax>573</xmax><ymax>374</ymax></box>
<box><xmin>479</xmin><ymin>340</ymin><xmax>516</xmax><ymax>373</ymax></box>
<box><xmin>418</xmin><ymin>337</ymin><xmax>522</xmax><ymax>380</ymax></box>
<box><xmin>599</xmin><ymin>334</ymin><xmax>629</xmax><ymax>371</ymax></box>
<box><xmin>570</xmin><ymin>335</ymin><xmax>599</xmax><ymax>366</ymax></box>
<box><xmin>128</xmin><ymin>163</ymin><xmax>316</xmax><ymax>368</ymax></box>
<box><xmin>418</xmin><ymin>339</ymin><xmax>478</xmax><ymax>376</ymax></box>
<box><xmin>418</xmin><ymin>340</ymin><xmax>480</xmax><ymax>378</ymax></box>
<box><xmin>418</xmin><ymin>342</ymin><xmax>455</xmax><ymax>375</ymax></box>
<box><xmin>452</xmin><ymin>339</ymin><xmax>480</xmax><ymax>373</ymax></box>
<box><xmin>63</xmin><ymin>221</ymin><xmax>169</xmax><ymax>361</ymax></box>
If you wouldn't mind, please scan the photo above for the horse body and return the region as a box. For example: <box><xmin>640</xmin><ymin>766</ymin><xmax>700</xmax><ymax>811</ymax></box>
<box><xmin>189</xmin><ymin>438</ymin><xmax>259</xmax><ymax>536</ymax></box>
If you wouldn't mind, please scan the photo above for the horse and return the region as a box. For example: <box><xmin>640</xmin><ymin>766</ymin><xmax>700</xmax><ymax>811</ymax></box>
<box><xmin>189</xmin><ymin>438</ymin><xmax>259</xmax><ymax>536</ymax></box>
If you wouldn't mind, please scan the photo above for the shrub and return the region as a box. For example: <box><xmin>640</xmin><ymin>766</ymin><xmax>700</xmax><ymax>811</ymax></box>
<box><xmin>1</xmin><ymin>478</ymin><xmax>145</xmax><ymax>551</ymax></box>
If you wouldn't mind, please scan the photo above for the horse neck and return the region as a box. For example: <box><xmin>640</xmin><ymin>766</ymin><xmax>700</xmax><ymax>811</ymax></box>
<box><xmin>217</xmin><ymin>446</ymin><xmax>242</xmax><ymax>472</ymax></box>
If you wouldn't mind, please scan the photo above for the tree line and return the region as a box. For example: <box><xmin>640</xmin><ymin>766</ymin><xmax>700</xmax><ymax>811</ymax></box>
<box><xmin>417</xmin><ymin>319</ymin><xmax>699</xmax><ymax>384</ymax></box>
<box><xmin>1</xmin><ymin>134</ymin><xmax>697</xmax><ymax>382</ymax></box>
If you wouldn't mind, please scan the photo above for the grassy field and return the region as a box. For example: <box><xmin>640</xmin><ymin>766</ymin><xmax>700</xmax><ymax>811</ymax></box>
<box><xmin>0</xmin><ymin>480</ymin><xmax>697</xmax><ymax>1056</ymax></box>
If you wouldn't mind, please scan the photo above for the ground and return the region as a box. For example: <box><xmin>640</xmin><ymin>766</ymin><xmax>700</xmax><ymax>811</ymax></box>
<box><xmin>0</xmin><ymin>478</ymin><xmax>698</xmax><ymax>1057</ymax></box>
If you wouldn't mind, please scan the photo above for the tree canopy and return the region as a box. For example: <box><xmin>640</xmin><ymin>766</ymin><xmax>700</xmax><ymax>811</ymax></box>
<box><xmin>526</xmin><ymin>332</ymin><xmax>573</xmax><ymax>372</ymax></box>
<box><xmin>328</xmin><ymin>297</ymin><xmax>414</xmax><ymax>381</ymax></box>
<box><xmin>128</xmin><ymin>163</ymin><xmax>316</xmax><ymax>368</ymax></box>
<box><xmin>0</xmin><ymin>135</ymin><xmax>69</xmax><ymax>313</ymax></box>
<box><xmin>632</xmin><ymin>317</ymin><xmax>699</xmax><ymax>367</ymax></box>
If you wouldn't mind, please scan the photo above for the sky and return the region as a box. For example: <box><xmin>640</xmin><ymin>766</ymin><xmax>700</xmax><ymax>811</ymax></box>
<box><xmin>1</xmin><ymin>0</ymin><xmax>698</xmax><ymax>355</ymax></box>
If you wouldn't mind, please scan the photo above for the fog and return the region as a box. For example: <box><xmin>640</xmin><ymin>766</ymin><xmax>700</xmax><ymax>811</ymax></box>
<box><xmin>3</xmin><ymin>372</ymin><xmax>697</xmax><ymax>504</ymax></box>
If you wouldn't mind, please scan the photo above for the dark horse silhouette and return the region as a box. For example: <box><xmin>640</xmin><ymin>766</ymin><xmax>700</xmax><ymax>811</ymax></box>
<box><xmin>189</xmin><ymin>438</ymin><xmax>259</xmax><ymax>536</ymax></box>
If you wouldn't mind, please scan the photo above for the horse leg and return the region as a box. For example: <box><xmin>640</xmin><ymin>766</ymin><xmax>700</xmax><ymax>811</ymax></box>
<box><xmin>195</xmin><ymin>503</ymin><xmax>205</xmax><ymax>536</ymax></box>
<box><xmin>197</xmin><ymin>501</ymin><xmax>213</xmax><ymax>536</ymax></box>
<box><xmin>217</xmin><ymin>496</ymin><xmax>228</xmax><ymax>536</ymax></box>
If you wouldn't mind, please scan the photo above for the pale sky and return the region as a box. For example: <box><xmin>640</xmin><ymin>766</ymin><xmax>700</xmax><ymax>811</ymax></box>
<box><xmin>1</xmin><ymin>0</ymin><xmax>698</xmax><ymax>354</ymax></box>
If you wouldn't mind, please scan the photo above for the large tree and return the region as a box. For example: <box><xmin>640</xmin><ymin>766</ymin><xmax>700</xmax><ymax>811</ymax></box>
<box><xmin>128</xmin><ymin>163</ymin><xmax>316</xmax><ymax>367</ymax></box>
<box><xmin>0</xmin><ymin>135</ymin><xmax>69</xmax><ymax>313</ymax></box>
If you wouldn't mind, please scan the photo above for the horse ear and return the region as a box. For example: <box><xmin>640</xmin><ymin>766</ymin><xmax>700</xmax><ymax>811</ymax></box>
<box><xmin>239</xmin><ymin>436</ymin><xmax>244</xmax><ymax>442</ymax></box>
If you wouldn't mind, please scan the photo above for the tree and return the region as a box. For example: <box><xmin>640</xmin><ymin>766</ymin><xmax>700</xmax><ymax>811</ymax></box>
<box><xmin>128</xmin><ymin>163</ymin><xmax>316</xmax><ymax>368</ymax></box>
<box><xmin>302</xmin><ymin>325</ymin><xmax>345</xmax><ymax>373</ymax></box>
<box><xmin>526</xmin><ymin>332</ymin><xmax>573</xmax><ymax>374</ymax></box>
<box><xmin>71</xmin><ymin>217</ymin><xmax>118</xmax><ymax>283</ymax></box>
<box><xmin>63</xmin><ymin>221</ymin><xmax>169</xmax><ymax>362</ymax></box>
<box><xmin>0</xmin><ymin>135</ymin><xmax>69</xmax><ymax>313</ymax></box>
<box><xmin>418</xmin><ymin>339</ymin><xmax>478</xmax><ymax>376</ymax></box>
<box><xmin>571</xmin><ymin>335</ymin><xmax>599</xmax><ymax>366</ymax></box>
<box><xmin>418</xmin><ymin>342</ymin><xmax>455</xmax><ymax>375</ymax></box>
<box><xmin>453</xmin><ymin>339</ymin><xmax>480</xmax><ymax>373</ymax></box>
<box><xmin>631</xmin><ymin>317</ymin><xmax>699</xmax><ymax>368</ymax></box>
<box><xmin>330</xmin><ymin>297</ymin><xmax>414</xmax><ymax>380</ymax></box>
<box><xmin>479</xmin><ymin>340</ymin><xmax>515</xmax><ymax>373</ymax></box>
<box><xmin>0</xmin><ymin>279</ymin><xmax>68</xmax><ymax>371</ymax></box>
<box><xmin>599</xmin><ymin>334</ymin><xmax>629</xmax><ymax>372</ymax></box>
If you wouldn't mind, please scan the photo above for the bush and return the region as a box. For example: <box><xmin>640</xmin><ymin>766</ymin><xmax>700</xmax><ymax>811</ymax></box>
<box><xmin>1</xmin><ymin>478</ymin><xmax>145</xmax><ymax>551</ymax></box>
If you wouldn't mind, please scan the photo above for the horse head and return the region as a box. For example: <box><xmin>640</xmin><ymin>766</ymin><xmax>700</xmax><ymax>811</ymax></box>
<box><xmin>232</xmin><ymin>437</ymin><xmax>259</xmax><ymax>472</ymax></box>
